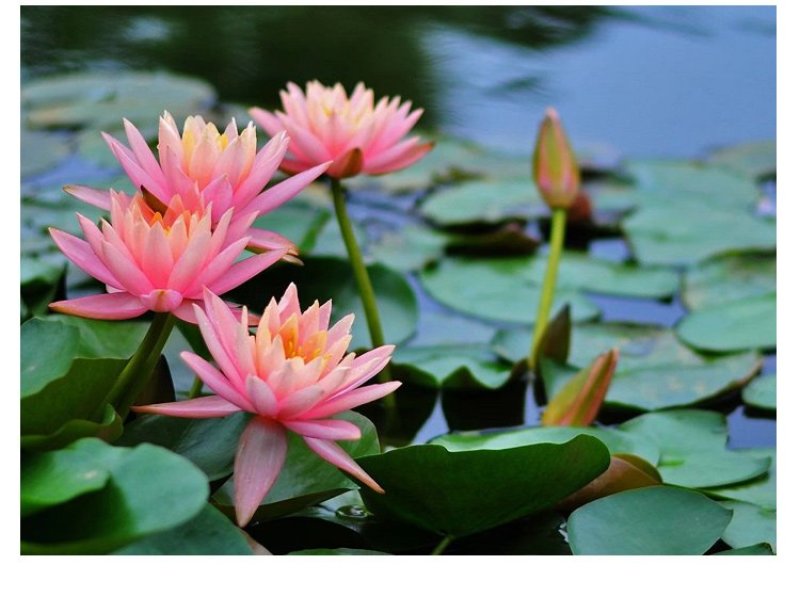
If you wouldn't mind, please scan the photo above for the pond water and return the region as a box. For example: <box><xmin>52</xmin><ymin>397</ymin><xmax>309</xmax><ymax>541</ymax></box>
<box><xmin>20</xmin><ymin>5</ymin><xmax>776</xmax><ymax>449</ymax></box>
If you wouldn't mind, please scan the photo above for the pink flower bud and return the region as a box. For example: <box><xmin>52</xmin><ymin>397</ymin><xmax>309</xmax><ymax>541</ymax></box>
<box><xmin>533</xmin><ymin>107</ymin><xmax>581</xmax><ymax>210</ymax></box>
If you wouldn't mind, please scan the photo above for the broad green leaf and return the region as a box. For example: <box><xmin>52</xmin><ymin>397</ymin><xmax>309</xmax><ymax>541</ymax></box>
<box><xmin>20</xmin><ymin>257</ymin><xmax>65</xmax><ymax>317</ymax></box>
<box><xmin>252</xmin><ymin>202</ymin><xmax>330</xmax><ymax>254</ymax></box>
<box><xmin>228</xmin><ymin>256</ymin><xmax>418</xmax><ymax>348</ymax></box>
<box><xmin>214</xmin><ymin>412</ymin><xmax>381</xmax><ymax>522</ymax></box>
<box><xmin>714</xmin><ymin>543</ymin><xmax>774</xmax><ymax>555</ymax></box>
<box><xmin>677</xmin><ymin>293</ymin><xmax>776</xmax><ymax>352</ymax></box>
<box><xmin>420</xmin><ymin>178</ymin><xmax>544</xmax><ymax>226</ymax></box>
<box><xmin>682</xmin><ymin>252</ymin><xmax>775</xmax><ymax>311</ymax></box>
<box><xmin>22</xmin><ymin>403</ymin><xmax>123</xmax><ymax>451</ymax></box>
<box><xmin>369</xmin><ymin>225</ymin><xmax>447</xmax><ymax>272</ymax></box>
<box><xmin>447</xmin><ymin>512</ymin><xmax>570</xmax><ymax>555</ymax></box>
<box><xmin>432</xmin><ymin>424</ymin><xmax>659</xmax><ymax>465</ymax></box>
<box><xmin>619</xmin><ymin>410</ymin><xmax>771</xmax><ymax>488</ymax></box>
<box><xmin>21</xmin><ymin>439</ymin><xmax>208</xmax><ymax>554</ymax></box>
<box><xmin>720</xmin><ymin>500</ymin><xmax>776</xmax><ymax>550</ymax></box>
<box><xmin>743</xmin><ymin>374</ymin><xmax>776</xmax><ymax>411</ymax></box>
<box><xmin>393</xmin><ymin>345</ymin><xmax>514</xmax><ymax>390</ymax></box>
<box><xmin>356</xmin><ymin>435</ymin><xmax>610</xmax><ymax>538</ymax></box>
<box><xmin>114</xmin><ymin>505</ymin><xmax>252</xmax><ymax>555</ymax></box>
<box><xmin>567</xmin><ymin>486</ymin><xmax>732</xmax><ymax>555</ymax></box>
<box><xmin>708</xmin><ymin>140</ymin><xmax>776</xmax><ymax>180</ymax></box>
<box><xmin>707</xmin><ymin>448</ymin><xmax>775</xmax><ymax>509</ymax></box>
<box><xmin>117</xmin><ymin>412</ymin><xmax>250</xmax><ymax>481</ymax></box>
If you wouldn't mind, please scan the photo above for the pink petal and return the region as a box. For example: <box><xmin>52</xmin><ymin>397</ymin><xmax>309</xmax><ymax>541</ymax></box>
<box><xmin>327</xmin><ymin>147</ymin><xmax>364</xmax><ymax>179</ymax></box>
<box><xmin>303</xmin><ymin>437</ymin><xmax>383</xmax><ymax>494</ymax></box>
<box><xmin>140</xmin><ymin>288</ymin><xmax>184</xmax><ymax>312</ymax></box>
<box><xmin>99</xmin><ymin>240</ymin><xmax>153</xmax><ymax>297</ymax></box>
<box><xmin>206</xmin><ymin>249</ymin><xmax>285</xmax><ymax>295</ymax></box>
<box><xmin>181</xmin><ymin>351</ymin><xmax>253</xmax><ymax>412</ymax></box>
<box><xmin>49</xmin><ymin>292</ymin><xmax>148</xmax><ymax>320</ymax></box>
<box><xmin>132</xmin><ymin>395</ymin><xmax>242</xmax><ymax>418</ymax></box>
<box><xmin>306</xmin><ymin>381</ymin><xmax>401</xmax><ymax>419</ymax></box>
<box><xmin>234</xmin><ymin>418</ymin><xmax>288</xmax><ymax>526</ymax></box>
<box><xmin>245</xmin><ymin>228</ymin><xmax>297</xmax><ymax>254</ymax></box>
<box><xmin>277</xmin><ymin>385</ymin><xmax>325</xmax><ymax>419</ymax></box>
<box><xmin>366</xmin><ymin>141</ymin><xmax>434</xmax><ymax>175</ymax></box>
<box><xmin>232</xmin><ymin>132</ymin><xmax>289</xmax><ymax>205</ymax></box>
<box><xmin>245</xmin><ymin>160</ymin><xmax>331</xmax><ymax>215</ymax></box>
<box><xmin>284</xmin><ymin>419</ymin><xmax>361</xmax><ymax>441</ymax></box>
<box><xmin>49</xmin><ymin>228</ymin><xmax>122</xmax><ymax>288</ymax></box>
<box><xmin>245</xmin><ymin>375</ymin><xmax>279</xmax><ymax>417</ymax></box>
<box><xmin>123</xmin><ymin>118</ymin><xmax>168</xmax><ymax>190</ymax></box>
<box><xmin>63</xmin><ymin>185</ymin><xmax>112</xmax><ymax>210</ymax></box>
<box><xmin>248</xmin><ymin>107</ymin><xmax>285</xmax><ymax>137</ymax></box>
<box><xmin>102</xmin><ymin>132</ymin><xmax>167</xmax><ymax>198</ymax></box>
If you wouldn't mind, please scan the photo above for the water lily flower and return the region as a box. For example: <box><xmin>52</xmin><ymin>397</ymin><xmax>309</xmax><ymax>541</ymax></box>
<box><xmin>532</xmin><ymin>107</ymin><xmax>581</xmax><ymax>210</ymax></box>
<box><xmin>250</xmin><ymin>81</ymin><xmax>433</xmax><ymax>179</ymax></box>
<box><xmin>49</xmin><ymin>190</ymin><xmax>285</xmax><ymax>322</ymax></box>
<box><xmin>133</xmin><ymin>284</ymin><xmax>400</xmax><ymax>526</ymax></box>
<box><xmin>65</xmin><ymin>112</ymin><xmax>331</xmax><ymax>253</ymax></box>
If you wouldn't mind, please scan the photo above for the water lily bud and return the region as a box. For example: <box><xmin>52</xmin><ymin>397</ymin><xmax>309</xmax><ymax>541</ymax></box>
<box><xmin>532</xmin><ymin>107</ymin><xmax>581</xmax><ymax>210</ymax></box>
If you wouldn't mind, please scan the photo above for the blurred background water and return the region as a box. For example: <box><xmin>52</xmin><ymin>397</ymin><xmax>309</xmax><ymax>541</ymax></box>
<box><xmin>21</xmin><ymin>5</ymin><xmax>775</xmax><ymax>159</ymax></box>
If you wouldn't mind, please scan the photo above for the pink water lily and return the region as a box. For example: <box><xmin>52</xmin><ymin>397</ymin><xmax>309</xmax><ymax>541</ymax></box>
<box><xmin>250</xmin><ymin>81</ymin><xmax>433</xmax><ymax>179</ymax></box>
<box><xmin>65</xmin><ymin>112</ymin><xmax>331</xmax><ymax>254</ymax></box>
<box><xmin>49</xmin><ymin>190</ymin><xmax>284</xmax><ymax>322</ymax></box>
<box><xmin>133</xmin><ymin>284</ymin><xmax>400</xmax><ymax>526</ymax></box>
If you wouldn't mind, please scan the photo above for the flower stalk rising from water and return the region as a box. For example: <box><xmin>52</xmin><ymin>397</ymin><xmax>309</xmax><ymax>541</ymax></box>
<box><xmin>529</xmin><ymin>108</ymin><xmax>581</xmax><ymax>370</ymax></box>
<box><xmin>134</xmin><ymin>285</ymin><xmax>400</xmax><ymax>527</ymax></box>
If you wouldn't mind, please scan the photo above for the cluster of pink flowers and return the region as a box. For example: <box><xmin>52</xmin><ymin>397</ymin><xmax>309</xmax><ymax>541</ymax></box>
<box><xmin>49</xmin><ymin>82</ymin><xmax>430</xmax><ymax>526</ymax></box>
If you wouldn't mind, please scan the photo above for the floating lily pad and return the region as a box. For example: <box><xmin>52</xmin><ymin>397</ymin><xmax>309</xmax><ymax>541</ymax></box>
<box><xmin>118</xmin><ymin>412</ymin><xmax>250</xmax><ymax>481</ymax></box>
<box><xmin>682</xmin><ymin>253</ymin><xmax>775</xmax><ymax>311</ymax></box>
<box><xmin>421</xmin><ymin>253</ymin><xmax>677</xmax><ymax>326</ymax></box>
<box><xmin>356</xmin><ymin>435</ymin><xmax>610</xmax><ymax>538</ymax></box>
<box><xmin>114</xmin><ymin>505</ymin><xmax>252</xmax><ymax>555</ymax></box>
<box><xmin>21</xmin><ymin>439</ymin><xmax>208</xmax><ymax>554</ymax></box>
<box><xmin>619</xmin><ymin>410</ymin><xmax>771</xmax><ymax>488</ymax></box>
<box><xmin>253</xmin><ymin>202</ymin><xmax>331</xmax><ymax>255</ymax></box>
<box><xmin>623</xmin><ymin>203</ymin><xmax>775</xmax><ymax>266</ymax></box>
<box><xmin>420</xmin><ymin>178</ymin><xmax>544</xmax><ymax>227</ymax></box>
<box><xmin>707</xmin><ymin>448</ymin><xmax>775</xmax><ymax>509</ymax></box>
<box><xmin>566</xmin><ymin>486</ymin><xmax>732</xmax><ymax>555</ymax></box>
<box><xmin>369</xmin><ymin>225</ymin><xmax>447</xmax><ymax>272</ymax></box>
<box><xmin>708</xmin><ymin>140</ymin><xmax>776</xmax><ymax>180</ymax></box>
<box><xmin>677</xmin><ymin>293</ymin><xmax>776</xmax><ymax>352</ymax></box>
<box><xmin>393</xmin><ymin>345</ymin><xmax>514</xmax><ymax>389</ymax></box>
<box><xmin>23</xmin><ymin>71</ymin><xmax>216</xmax><ymax>131</ymax></box>
<box><xmin>720</xmin><ymin>500</ymin><xmax>776</xmax><ymax>550</ymax></box>
<box><xmin>714</xmin><ymin>543</ymin><xmax>774</xmax><ymax>555</ymax></box>
<box><xmin>228</xmin><ymin>256</ymin><xmax>418</xmax><ymax>348</ymax></box>
<box><xmin>307</xmin><ymin>215</ymin><xmax>367</xmax><ymax>259</ymax></box>
<box><xmin>432</xmin><ymin>425</ymin><xmax>659</xmax><ymax>465</ymax></box>
<box><xmin>214</xmin><ymin>412</ymin><xmax>381</xmax><ymax>523</ymax></box>
<box><xmin>743</xmin><ymin>375</ymin><xmax>776</xmax><ymax>411</ymax></box>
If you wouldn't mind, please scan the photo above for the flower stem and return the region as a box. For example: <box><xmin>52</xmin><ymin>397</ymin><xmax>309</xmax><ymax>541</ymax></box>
<box><xmin>106</xmin><ymin>312</ymin><xmax>176</xmax><ymax>418</ymax></box>
<box><xmin>188</xmin><ymin>376</ymin><xmax>204</xmax><ymax>398</ymax></box>
<box><xmin>330</xmin><ymin>179</ymin><xmax>395</xmax><ymax>409</ymax></box>
<box><xmin>529</xmin><ymin>207</ymin><xmax>567</xmax><ymax>370</ymax></box>
<box><xmin>431</xmin><ymin>535</ymin><xmax>454</xmax><ymax>555</ymax></box>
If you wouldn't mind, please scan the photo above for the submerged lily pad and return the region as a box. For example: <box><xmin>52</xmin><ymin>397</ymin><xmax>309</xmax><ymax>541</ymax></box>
<box><xmin>619</xmin><ymin>410</ymin><xmax>771</xmax><ymax>488</ymax></box>
<box><xmin>682</xmin><ymin>252</ymin><xmax>775</xmax><ymax>311</ymax></box>
<box><xmin>566</xmin><ymin>486</ymin><xmax>732</xmax><ymax>555</ymax></box>
<box><xmin>677</xmin><ymin>293</ymin><xmax>775</xmax><ymax>353</ymax></box>
<box><xmin>356</xmin><ymin>435</ymin><xmax>610</xmax><ymax>538</ymax></box>
<box><xmin>743</xmin><ymin>374</ymin><xmax>776</xmax><ymax>411</ymax></box>
<box><xmin>21</xmin><ymin>439</ymin><xmax>208</xmax><ymax>554</ymax></box>
<box><xmin>213</xmin><ymin>412</ymin><xmax>381</xmax><ymax>523</ymax></box>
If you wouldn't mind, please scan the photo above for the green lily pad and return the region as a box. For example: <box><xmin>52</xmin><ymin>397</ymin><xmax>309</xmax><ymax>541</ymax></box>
<box><xmin>707</xmin><ymin>448</ymin><xmax>775</xmax><ymax>509</ymax></box>
<box><xmin>393</xmin><ymin>344</ymin><xmax>514</xmax><ymax>390</ymax></box>
<box><xmin>213</xmin><ymin>412</ymin><xmax>381</xmax><ymax>522</ymax></box>
<box><xmin>714</xmin><ymin>543</ymin><xmax>774</xmax><ymax>555</ymax></box>
<box><xmin>369</xmin><ymin>225</ymin><xmax>447</xmax><ymax>272</ymax></box>
<box><xmin>708</xmin><ymin>140</ymin><xmax>776</xmax><ymax>180</ymax></box>
<box><xmin>682</xmin><ymin>252</ymin><xmax>775</xmax><ymax>311</ymax></box>
<box><xmin>228</xmin><ymin>256</ymin><xmax>418</xmax><ymax>348</ymax></box>
<box><xmin>22</xmin><ymin>403</ymin><xmax>123</xmax><ymax>451</ymax></box>
<box><xmin>23</xmin><ymin>71</ymin><xmax>216</xmax><ymax>131</ymax></box>
<box><xmin>623</xmin><ymin>204</ymin><xmax>775</xmax><ymax>266</ymax></box>
<box><xmin>114</xmin><ymin>505</ymin><xmax>252</xmax><ymax>555</ymax></box>
<box><xmin>306</xmin><ymin>215</ymin><xmax>367</xmax><ymax>259</ymax></box>
<box><xmin>355</xmin><ymin>435</ymin><xmax>610</xmax><ymax>538</ymax></box>
<box><xmin>743</xmin><ymin>374</ymin><xmax>776</xmax><ymax>411</ymax></box>
<box><xmin>21</xmin><ymin>439</ymin><xmax>209</xmax><ymax>554</ymax></box>
<box><xmin>720</xmin><ymin>500</ymin><xmax>776</xmax><ymax>550</ymax></box>
<box><xmin>21</xmin><ymin>129</ymin><xmax>71</xmax><ymax>177</ymax></box>
<box><xmin>118</xmin><ymin>412</ymin><xmax>250</xmax><ymax>481</ymax></box>
<box><xmin>677</xmin><ymin>293</ymin><xmax>776</xmax><ymax>352</ymax></box>
<box><xmin>420</xmin><ymin>252</ymin><xmax>678</xmax><ymax>326</ymax></box>
<box><xmin>253</xmin><ymin>202</ymin><xmax>331</xmax><ymax>254</ymax></box>
<box><xmin>420</xmin><ymin>178</ymin><xmax>544</xmax><ymax>227</ymax></box>
<box><xmin>619</xmin><ymin>410</ymin><xmax>771</xmax><ymax>488</ymax></box>
<box><xmin>431</xmin><ymin>425</ymin><xmax>659</xmax><ymax>466</ymax></box>
<box><xmin>496</xmin><ymin>323</ymin><xmax>761</xmax><ymax>410</ymax></box>
<box><xmin>566</xmin><ymin>486</ymin><xmax>732</xmax><ymax>555</ymax></box>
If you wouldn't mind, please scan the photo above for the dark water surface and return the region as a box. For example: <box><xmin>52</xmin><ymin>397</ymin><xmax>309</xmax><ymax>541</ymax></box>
<box><xmin>20</xmin><ymin>5</ymin><xmax>776</xmax><ymax>448</ymax></box>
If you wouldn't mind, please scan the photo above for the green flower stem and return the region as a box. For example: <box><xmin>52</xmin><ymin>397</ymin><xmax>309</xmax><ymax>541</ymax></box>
<box><xmin>431</xmin><ymin>535</ymin><xmax>454</xmax><ymax>555</ymax></box>
<box><xmin>330</xmin><ymin>179</ymin><xmax>396</xmax><ymax>410</ymax></box>
<box><xmin>529</xmin><ymin>207</ymin><xmax>567</xmax><ymax>370</ymax></box>
<box><xmin>188</xmin><ymin>376</ymin><xmax>204</xmax><ymax>398</ymax></box>
<box><xmin>106</xmin><ymin>312</ymin><xmax>176</xmax><ymax>418</ymax></box>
